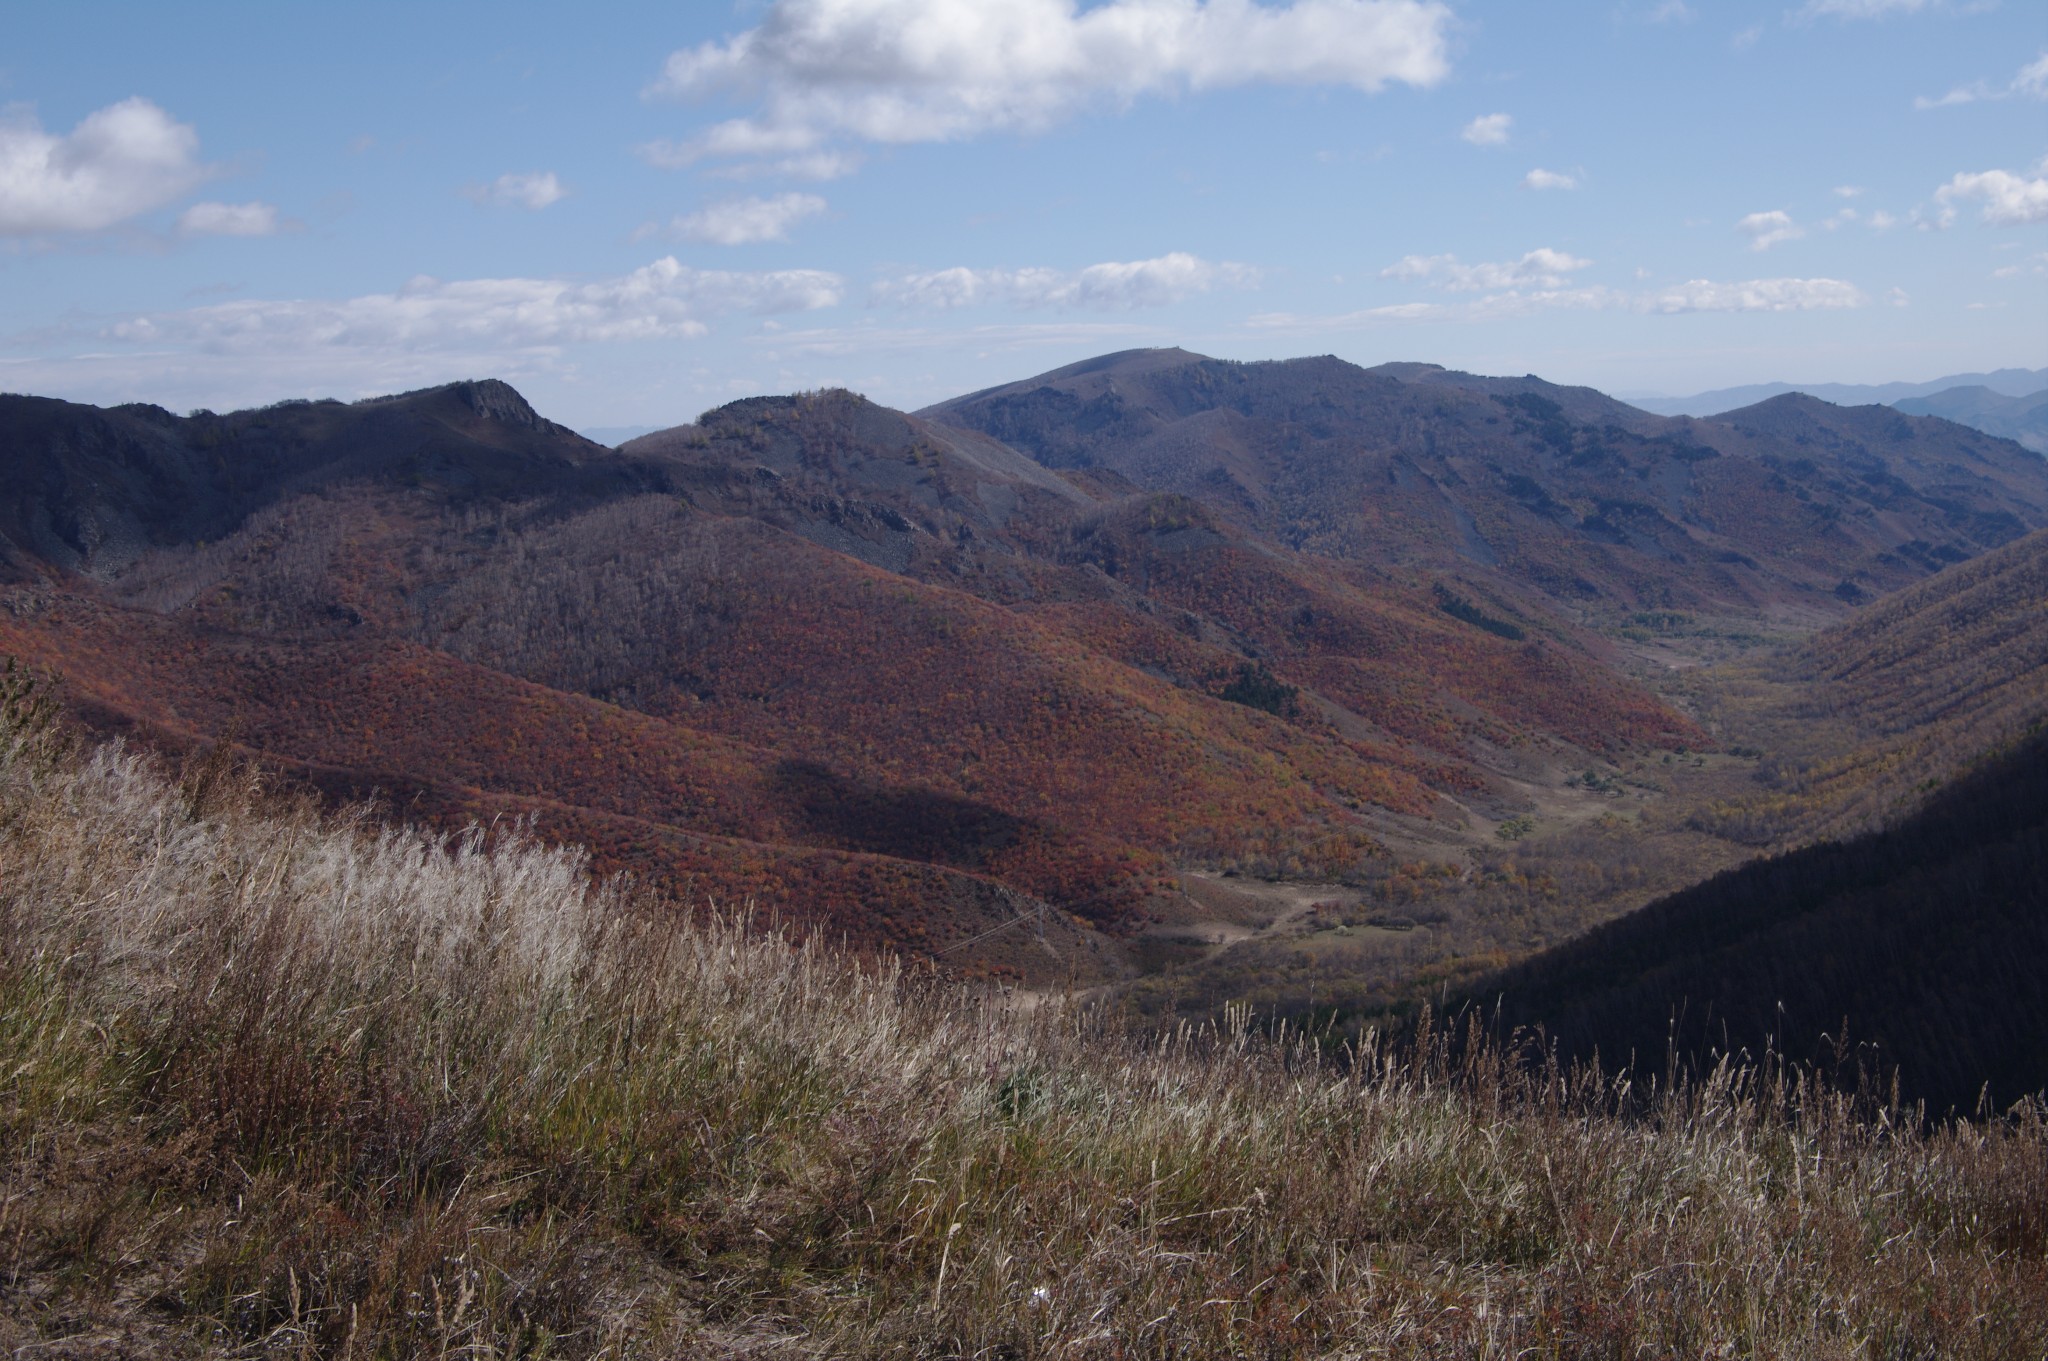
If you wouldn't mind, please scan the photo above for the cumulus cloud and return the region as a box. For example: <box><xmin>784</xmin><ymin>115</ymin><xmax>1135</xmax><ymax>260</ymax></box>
<box><xmin>873</xmin><ymin>252</ymin><xmax>1256</xmax><ymax>310</ymax></box>
<box><xmin>461</xmin><ymin>171</ymin><xmax>566</xmax><ymax>210</ymax></box>
<box><xmin>1382</xmin><ymin>247</ymin><xmax>1593</xmax><ymax>291</ymax></box>
<box><xmin>0</xmin><ymin>97</ymin><xmax>213</xmax><ymax>235</ymax></box>
<box><xmin>1737</xmin><ymin>209</ymin><xmax>1804</xmax><ymax>250</ymax></box>
<box><xmin>644</xmin><ymin>0</ymin><xmax>1454</xmax><ymax>166</ymax></box>
<box><xmin>101</xmin><ymin>258</ymin><xmax>844</xmax><ymax>357</ymax></box>
<box><xmin>1522</xmin><ymin>168</ymin><xmax>1577</xmax><ymax>190</ymax></box>
<box><xmin>177</xmin><ymin>201</ymin><xmax>281</xmax><ymax>237</ymax></box>
<box><xmin>667</xmin><ymin>192</ymin><xmax>827</xmax><ymax>244</ymax></box>
<box><xmin>1935</xmin><ymin>159</ymin><xmax>2048</xmax><ymax>226</ymax></box>
<box><xmin>1461</xmin><ymin>113</ymin><xmax>1511</xmax><ymax>146</ymax></box>
<box><xmin>1917</xmin><ymin>51</ymin><xmax>2048</xmax><ymax>110</ymax></box>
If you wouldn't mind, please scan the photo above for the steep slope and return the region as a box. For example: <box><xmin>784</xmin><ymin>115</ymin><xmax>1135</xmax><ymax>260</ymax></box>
<box><xmin>1479</xmin><ymin>726</ymin><xmax>2048</xmax><ymax>1114</ymax></box>
<box><xmin>923</xmin><ymin>350</ymin><xmax>2048</xmax><ymax>621</ymax></box>
<box><xmin>0</xmin><ymin>381</ymin><xmax>1700</xmax><ymax>981</ymax></box>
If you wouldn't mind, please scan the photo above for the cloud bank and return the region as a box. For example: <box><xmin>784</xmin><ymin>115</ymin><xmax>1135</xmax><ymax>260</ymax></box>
<box><xmin>1253</xmin><ymin>270</ymin><xmax>1866</xmax><ymax>329</ymax></box>
<box><xmin>102</xmin><ymin>259</ymin><xmax>844</xmax><ymax>356</ymax></box>
<box><xmin>645</xmin><ymin>0</ymin><xmax>1454</xmax><ymax>166</ymax></box>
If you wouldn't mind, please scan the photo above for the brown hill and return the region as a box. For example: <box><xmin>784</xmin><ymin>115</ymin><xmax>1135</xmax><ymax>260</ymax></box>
<box><xmin>922</xmin><ymin>350</ymin><xmax>2048</xmax><ymax>621</ymax></box>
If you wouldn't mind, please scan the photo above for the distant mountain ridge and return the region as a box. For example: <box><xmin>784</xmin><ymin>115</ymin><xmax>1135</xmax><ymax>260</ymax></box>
<box><xmin>1894</xmin><ymin>386</ymin><xmax>2048</xmax><ymax>455</ymax></box>
<box><xmin>924</xmin><ymin>349</ymin><xmax>2048</xmax><ymax>620</ymax></box>
<box><xmin>1628</xmin><ymin>367</ymin><xmax>2048</xmax><ymax>418</ymax></box>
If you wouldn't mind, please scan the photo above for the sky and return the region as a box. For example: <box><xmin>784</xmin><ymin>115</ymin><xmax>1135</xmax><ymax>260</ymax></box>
<box><xmin>2</xmin><ymin>0</ymin><xmax>2043</xmax><ymax>435</ymax></box>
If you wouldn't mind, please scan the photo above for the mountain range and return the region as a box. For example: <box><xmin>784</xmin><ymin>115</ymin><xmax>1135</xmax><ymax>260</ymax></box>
<box><xmin>1627</xmin><ymin>366</ymin><xmax>2048</xmax><ymax>416</ymax></box>
<box><xmin>3</xmin><ymin>351</ymin><xmax>2046</xmax><ymax>1022</ymax></box>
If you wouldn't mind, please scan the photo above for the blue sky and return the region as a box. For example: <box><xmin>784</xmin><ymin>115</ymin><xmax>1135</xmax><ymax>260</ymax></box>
<box><xmin>2</xmin><ymin>0</ymin><xmax>2042</xmax><ymax>433</ymax></box>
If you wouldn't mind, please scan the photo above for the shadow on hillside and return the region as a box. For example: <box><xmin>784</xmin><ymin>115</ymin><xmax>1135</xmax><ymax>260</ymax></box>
<box><xmin>768</xmin><ymin>759</ymin><xmax>1030</xmax><ymax>869</ymax></box>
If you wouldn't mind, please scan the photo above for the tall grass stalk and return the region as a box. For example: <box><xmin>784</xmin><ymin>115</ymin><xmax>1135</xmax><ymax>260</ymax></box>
<box><xmin>0</xmin><ymin>706</ymin><xmax>2042</xmax><ymax>1357</ymax></box>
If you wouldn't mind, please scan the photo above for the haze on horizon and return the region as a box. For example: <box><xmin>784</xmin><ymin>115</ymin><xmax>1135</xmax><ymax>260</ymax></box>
<box><xmin>1</xmin><ymin>0</ymin><xmax>2042</xmax><ymax>431</ymax></box>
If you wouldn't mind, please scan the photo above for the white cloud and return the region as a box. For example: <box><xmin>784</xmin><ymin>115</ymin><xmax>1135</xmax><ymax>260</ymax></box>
<box><xmin>668</xmin><ymin>192</ymin><xmax>828</xmax><ymax>244</ymax></box>
<box><xmin>1382</xmin><ymin>247</ymin><xmax>1593</xmax><ymax>292</ymax></box>
<box><xmin>873</xmin><ymin>252</ymin><xmax>1256</xmax><ymax>310</ymax></box>
<box><xmin>99</xmin><ymin>258</ymin><xmax>844</xmax><ymax>357</ymax></box>
<box><xmin>1797</xmin><ymin>0</ymin><xmax>1937</xmax><ymax>18</ymax></box>
<box><xmin>745</xmin><ymin>318</ymin><xmax>1160</xmax><ymax>361</ymax></box>
<box><xmin>1737</xmin><ymin>209</ymin><xmax>1804</xmax><ymax>250</ymax></box>
<box><xmin>1935</xmin><ymin>160</ymin><xmax>2048</xmax><ymax>226</ymax></box>
<box><xmin>461</xmin><ymin>171</ymin><xmax>566</xmax><ymax>210</ymax></box>
<box><xmin>708</xmin><ymin>150</ymin><xmax>866</xmax><ymax>182</ymax></box>
<box><xmin>1644</xmin><ymin>277</ymin><xmax>1864</xmax><ymax>312</ymax></box>
<box><xmin>1833</xmin><ymin>185</ymin><xmax>1863</xmax><ymax>197</ymax></box>
<box><xmin>644</xmin><ymin>0</ymin><xmax>1454</xmax><ymax>167</ymax></box>
<box><xmin>1521</xmin><ymin>167</ymin><xmax>1577</xmax><ymax>190</ymax></box>
<box><xmin>0</xmin><ymin>97</ymin><xmax>213</xmax><ymax>235</ymax></box>
<box><xmin>1271</xmin><ymin>271</ymin><xmax>1867</xmax><ymax>331</ymax></box>
<box><xmin>1647</xmin><ymin>0</ymin><xmax>1694</xmax><ymax>20</ymax></box>
<box><xmin>1247</xmin><ymin>301</ymin><xmax>1443</xmax><ymax>330</ymax></box>
<box><xmin>1461</xmin><ymin>113</ymin><xmax>1511</xmax><ymax>146</ymax></box>
<box><xmin>1989</xmin><ymin>252</ymin><xmax>2048</xmax><ymax>280</ymax></box>
<box><xmin>177</xmin><ymin>201</ymin><xmax>280</xmax><ymax>237</ymax></box>
<box><xmin>1916</xmin><ymin>51</ymin><xmax>2048</xmax><ymax>110</ymax></box>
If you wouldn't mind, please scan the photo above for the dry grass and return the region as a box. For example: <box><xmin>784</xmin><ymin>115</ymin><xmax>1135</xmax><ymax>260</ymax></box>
<box><xmin>0</xmin><ymin>689</ymin><xmax>2043</xmax><ymax>1358</ymax></box>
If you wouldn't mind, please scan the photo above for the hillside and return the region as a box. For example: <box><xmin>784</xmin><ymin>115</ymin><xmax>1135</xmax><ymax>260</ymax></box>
<box><xmin>924</xmin><ymin>350</ymin><xmax>2048</xmax><ymax>623</ymax></box>
<box><xmin>1</xmin><ymin>700</ymin><xmax>2041</xmax><ymax>1357</ymax></box>
<box><xmin>0</xmin><ymin>381</ymin><xmax>1701</xmax><ymax>981</ymax></box>
<box><xmin>1477</xmin><ymin>724</ymin><xmax>2048</xmax><ymax>1115</ymax></box>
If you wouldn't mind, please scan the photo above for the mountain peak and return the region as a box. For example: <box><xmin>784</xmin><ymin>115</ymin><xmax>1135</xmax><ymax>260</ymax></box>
<box><xmin>360</xmin><ymin>378</ymin><xmax>547</xmax><ymax>430</ymax></box>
